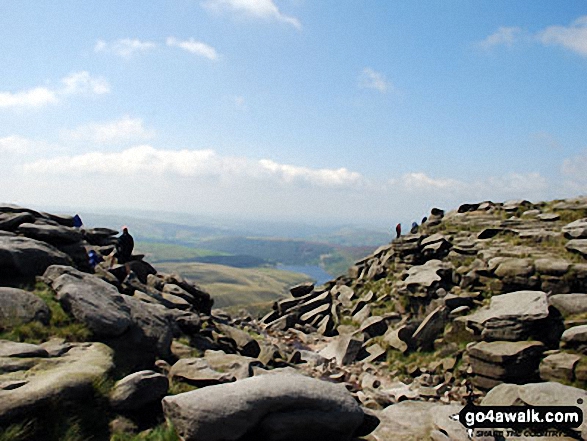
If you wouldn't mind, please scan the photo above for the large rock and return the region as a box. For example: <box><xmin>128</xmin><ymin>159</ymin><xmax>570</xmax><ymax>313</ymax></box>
<box><xmin>0</xmin><ymin>340</ymin><xmax>48</xmax><ymax>358</ymax></box>
<box><xmin>561</xmin><ymin>325</ymin><xmax>587</xmax><ymax>346</ymax></box>
<box><xmin>549</xmin><ymin>293</ymin><xmax>587</xmax><ymax>316</ymax></box>
<box><xmin>114</xmin><ymin>296</ymin><xmax>174</xmax><ymax>363</ymax></box>
<box><xmin>170</xmin><ymin>350</ymin><xmax>262</xmax><ymax>386</ymax></box>
<box><xmin>44</xmin><ymin>265</ymin><xmax>132</xmax><ymax>337</ymax></box>
<box><xmin>368</xmin><ymin>401</ymin><xmax>467</xmax><ymax>441</ymax></box>
<box><xmin>0</xmin><ymin>212</ymin><xmax>35</xmax><ymax>231</ymax></box>
<box><xmin>566</xmin><ymin>239</ymin><xmax>587</xmax><ymax>258</ymax></box>
<box><xmin>0</xmin><ymin>236</ymin><xmax>72</xmax><ymax>279</ymax></box>
<box><xmin>215</xmin><ymin>324</ymin><xmax>261</xmax><ymax>358</ymax></box>
<box><xmin>319</xmin><ymin>333</ymin><xmax>363</xmax><ymax>365</ymax></box>
<box><xmin>467</xmin><ymin>340</ymin><xmax>545</xmax><ymax>389</ymax></box>
<box><xmin>481</xmin><ymin>382</ymin><xmax>587</xmax><ymax>440</ymax></box>
<box><xmin>0</xmin><ymin>342</ymin><xmax>113</xmax><ymax>423</ymax></box>
<box><xmin>400</xmin><ymin>260</ymin><xmax>452</xmax><ymax>298</ymax></box>
<box><xmin>563</xmin><ymin>218</ymin><xmax>587</xmax><ymax>240</ymax></box>
<box><xmin>162</xmin><ymin>372</ymin><xmax>371</xmax><ymax>441</ymax></box>
<box><xmin>109</xmin><ymin>370</ymin><xmax>169</xmax><ymax>411</ymax></box>
<box><xmin>0</xmin><ymin>287</ymin><xmax>51</xmax><ymax>326</ymax></box>
<box><xmin>464</xmin><ymin>290</ymin><xmax>551</xmax><ymax>341</ymax></box>
<box><xmin>540</xmin><ymin>352</ymin><xmax>582</xmax><ymax>383</ymax></box>
<box><xmin>411</xmin><ymin>306</ymin><xmax>449</xmax><ymax>350</ymax></box>
<box><xmin>17</xmin><ymin>222</ymin><xmax>83</xmax><ymax>245</ymax></box>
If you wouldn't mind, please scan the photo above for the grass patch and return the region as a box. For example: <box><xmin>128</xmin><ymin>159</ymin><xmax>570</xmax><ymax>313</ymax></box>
<box><xmin>155</xmin><ymin>262</ymin><xmax>311</xmax><ymax>310</ymax></box>
<box><xmin>0</xmin><ymin>282</ymin><xmax>91</xmax><ymax>344</ymax></box>
<box><xmin>168</xmin><ymin>379</ymin><xmax>198</xmax><ymax>395</ymax></box>
<box><xmin>110</xmin><ymin>421</ymin><xmax>179</xmax><ymax>441</ymax></box>
<box><xmin>0</xmin><ymin>421</ymin><xmax>34</xmax><ymax>441</ymax></box>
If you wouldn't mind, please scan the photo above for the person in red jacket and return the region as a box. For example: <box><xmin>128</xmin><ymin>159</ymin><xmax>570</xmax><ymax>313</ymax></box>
<box><xmin>395</xmin><ymin>223</ymin><xmax>401</xmax><ymax>238</ymax></box>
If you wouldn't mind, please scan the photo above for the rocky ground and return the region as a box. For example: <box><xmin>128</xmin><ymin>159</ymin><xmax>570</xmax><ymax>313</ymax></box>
<box><xmin>1</xmin><ymin>198</ymin><xmax>587</xmax><ymax>440</ymax></box>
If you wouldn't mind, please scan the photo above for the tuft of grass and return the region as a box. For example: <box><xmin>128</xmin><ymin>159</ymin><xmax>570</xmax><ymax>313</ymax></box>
<box><xmin>0</xmin><ymin>282</ymin><xmax>91</xmax><ymax>344</ymax></box>
<box><xmin>0</xmin><ymin>421</ymin><xmax>34</xmax><ymax>441</ymax></box>
<box><xmin>110</xmin><ymin>421</ymin><xmax>179</xmax><ymax>441</ymax></box>
<box><xmin>168</xmin><ymin>379</ymin><xmax>198</xmax><ymax>395</ymax></box>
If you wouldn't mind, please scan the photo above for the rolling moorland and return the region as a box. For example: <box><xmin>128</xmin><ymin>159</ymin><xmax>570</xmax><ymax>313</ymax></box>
<box><xmin>76</xmin><ymin>211</ymin><xmax>384</xmax><ymax>310</ymax></box>
<box><xmin>1</xmin><ymin>196</ymin><xmax>587</xmax><ymax>440</ymax></box>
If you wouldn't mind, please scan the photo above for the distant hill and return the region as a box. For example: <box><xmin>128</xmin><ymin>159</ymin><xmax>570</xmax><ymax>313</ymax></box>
<box><xmin>154</xmin><ymin>261</ymin><xmax>312</xmax><ymax>312</ymax></box>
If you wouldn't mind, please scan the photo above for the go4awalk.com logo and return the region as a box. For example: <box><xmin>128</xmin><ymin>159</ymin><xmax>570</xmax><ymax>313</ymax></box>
<box><xmin>458</xmin><ymin>403</ymin><xmax>583</xmax><ymax>438</ymax></box>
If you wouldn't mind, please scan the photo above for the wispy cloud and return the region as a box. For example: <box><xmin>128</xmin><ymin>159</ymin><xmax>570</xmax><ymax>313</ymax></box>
<box><xmin>60</xmin><ymin>71</ymin><xmax>110</xmax><ymax>95</ymax></box>
<box><xmin>202</xmin><ymin>0</ymin><xmax>301</xmax><ymax>30</ymax></box>
<box><xmin>0</xmin><ymin>135</ymin><xmax>36</xmax><ymax>153</ymax></box>
<box><xmin>23</xmin><ymin>145</ymin><xmax>363</xmax><ymax>189</ymax></box>
<box><xmin>477</xmin><ymin>26</ymin><xmax>524</xmax><ymax>49</ymax></box>
<box><xmin>0</xmin><ymin>71</ymin><xmax>110</xmax><ymax>109</ymax></box>
<box><xmin>166</xmin><ymin>37</ymin><xmax>219</xmax><ymax>60</ymax></box>
<box><xmin>61</xmin><ymin>116</ymin><xmax>155</xmax><ymax>144</ymax></box>
<box><xmin>359</xmin><ymin>68</ymin><xmax>391</xmax><ymax>94</ymax></box>
<box><xmin>94</xmin><ymin>38</ymin><xmax>157</xmax><ymax>58</ymax></box>
<box><xmin>538</xmin><ymin>16</ymin><xmax>587</xmax><ymax>57</ymax></box>
<box><xmin>562</xmin><ymin>150</ymin><xmax>587</xmax><ymax>192</ymax></box>
<box><xmin>479</xmin><ymin>16</ymin><xmax>587</xmax><ymax>58</ymax></box>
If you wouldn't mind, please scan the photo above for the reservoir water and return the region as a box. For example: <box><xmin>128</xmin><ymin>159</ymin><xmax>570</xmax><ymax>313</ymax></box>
<box><xmin>277</xmin><ymin>265</ymin><xmax>334</xmax><ymax>285</ymax></box>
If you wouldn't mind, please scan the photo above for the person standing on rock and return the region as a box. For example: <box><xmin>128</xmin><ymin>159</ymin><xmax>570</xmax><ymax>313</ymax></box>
<box><xmin>112</xmin><ymin>226</ymin><xmax>134</xmax><ymax>275</ymax></box>
<box><xmin>395</xmin><ymin>223</ymin><xmax>401</xmax><ymax>238</ymax></box>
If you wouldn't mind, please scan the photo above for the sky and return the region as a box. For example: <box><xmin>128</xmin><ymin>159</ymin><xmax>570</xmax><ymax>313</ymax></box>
<box><xmin>1</xmin><ymin>1</ymin><xmax>587</xmax><ymax>227</ymax></box>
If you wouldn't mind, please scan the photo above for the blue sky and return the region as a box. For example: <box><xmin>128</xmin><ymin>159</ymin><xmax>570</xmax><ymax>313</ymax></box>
<box><xmin>1</xmin><ymin>1</ymin><xmax>586</xmax><ymax>226</ymax></box>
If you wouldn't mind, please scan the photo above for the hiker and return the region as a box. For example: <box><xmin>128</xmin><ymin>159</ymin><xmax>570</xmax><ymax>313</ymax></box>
<box><xmin>73</xmin><ymin>214</ymin><xmax>83</xmax><ymax>228</ymax></box>
<box><xmin>410</xmin><ymin>221</ymin><xmax>419</xmax><ymax>234</ymax></box>
<box><xmin>421</xmin><ymin>216</ymin><xmax>428</xmax><ymax>224</ymax></box>
<box><xmin>88</xmin><ymin>250</ymin><xmax>103</xmax><ymax>270</ymax></box>
<box><xmin>395</xmin><ymin>223</ymin><xmax>401</xmax><ymax>238</ymax></box>
<box><xmin>111</xmin><ymin>226</ymin><xmax>134</xmax><ymax>275</ymax></box>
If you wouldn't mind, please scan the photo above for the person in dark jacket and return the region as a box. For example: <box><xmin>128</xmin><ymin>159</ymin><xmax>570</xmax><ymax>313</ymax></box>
<box><xmin>395</xmin><ymin>223</ymin><xmax>401</xmax><ymax>238</ymax></box>
<box><xmin>116</xmin><ymin>226</ymin><xmax>134</xmax><ymax>264</ymax></box>
<box><xmin>110</xmin><ymin>226</ymin><xmax>134</xmax><ymax>276</ymax></box>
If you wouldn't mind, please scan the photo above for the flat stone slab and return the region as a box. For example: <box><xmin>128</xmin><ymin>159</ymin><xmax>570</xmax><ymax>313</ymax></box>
<box><xmin>0</xmin><ymin>340</ymin><xmax>48</xmax><ymax>358</ymax></box>
<box><xmin>562</xmin><ymin>325</ymin><xmax>587</xmax><ymax>345</ymax></box>
<box><xmin>549</xmin><ymin>293</ymin><xmax>587</xmax><ymax>316</ymax></box>
<box><xmin>566</xmin><ymin>239</ymin><xmax>587</xmax><ymax>257</ymax></box>
<box><xmin>368</xmin><ymin>401</ymin><xmax>467</xmax><ymax>441</ymax></box>
<box><xmin>0</xmin><ymin>342</ymin><xmax>113</xmax><ymax>423</ymax></box>
<box><xmin>464</xmin><ymin>291</ymin><xmax>549</xmax><ymax>340</ymax></box>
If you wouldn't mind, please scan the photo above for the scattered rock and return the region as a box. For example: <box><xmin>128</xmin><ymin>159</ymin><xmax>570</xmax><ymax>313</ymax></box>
<box><xmin>109</xmin><ymin>370</ymin><xmax>169</xmax><ymax>411</ymax></box>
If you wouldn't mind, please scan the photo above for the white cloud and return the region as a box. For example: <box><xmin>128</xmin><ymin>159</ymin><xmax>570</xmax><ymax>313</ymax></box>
<box><xmin>94</xmin><ymin>38</ymin><xmax>157</xmax><ymax>58</ymax></box>
<box><xmin>258</xmin><ymin>159</ymin><xmax>363</xmax><ymax>188</ymax></box>
<box><xmin>61</xmin><ymin>116</ymin><xmax>155</xmax><ymax>144</ymax></box>
<box><xmin>359</xmin><ymin>68</ymin><xmax>391</xmax><ymax>94</ymax></box>
<box><xmin>61</xmin><ymin>71</ymin><xmax>110</xmax><ymax>95</ymax></box>
<box><xmin>23</xmin><ymin>145</ymin><xmax>363</xmax><ymax>188</ymax></box>
<box><xmin>562</xmin><ymin>151</ymin><xmax>587</xmax><ymax>192</ymax></box>
<box><xmin>538</xmin><ymin>16</ymin><xmax>587</xmax><ymax>57</ymax></box>
<box><xmin>202</xmin><ymin>0</ymin><xmax>301</xmax><ymax>30</ymax></box>
<box><xmin>478</xmin><ymin>26</ymin><xmax>523</xmax><ymax>49</ymax></box>
<box><xmin>166</xmin><ymin>37</ymin><xmax>219</xmax><ymax>60</ymax></box>
<box><xmin>0</xmin><ymin>72</ymin><xmax>109</xmax><ymax>110</ymax></box>
<box><xmin>0</xmin><ymin>135</ymin><xmax>35</xmax><ymax>153</ymax></box>
<box><xmin>0</xmin><ymin>87</ymin><xmax>58</xmax><ymax>108</ymax></box>
<box><xmin>398</xmin><ymin>172</ymin><xmax>464</xmax><ymax>190</ymax></box>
